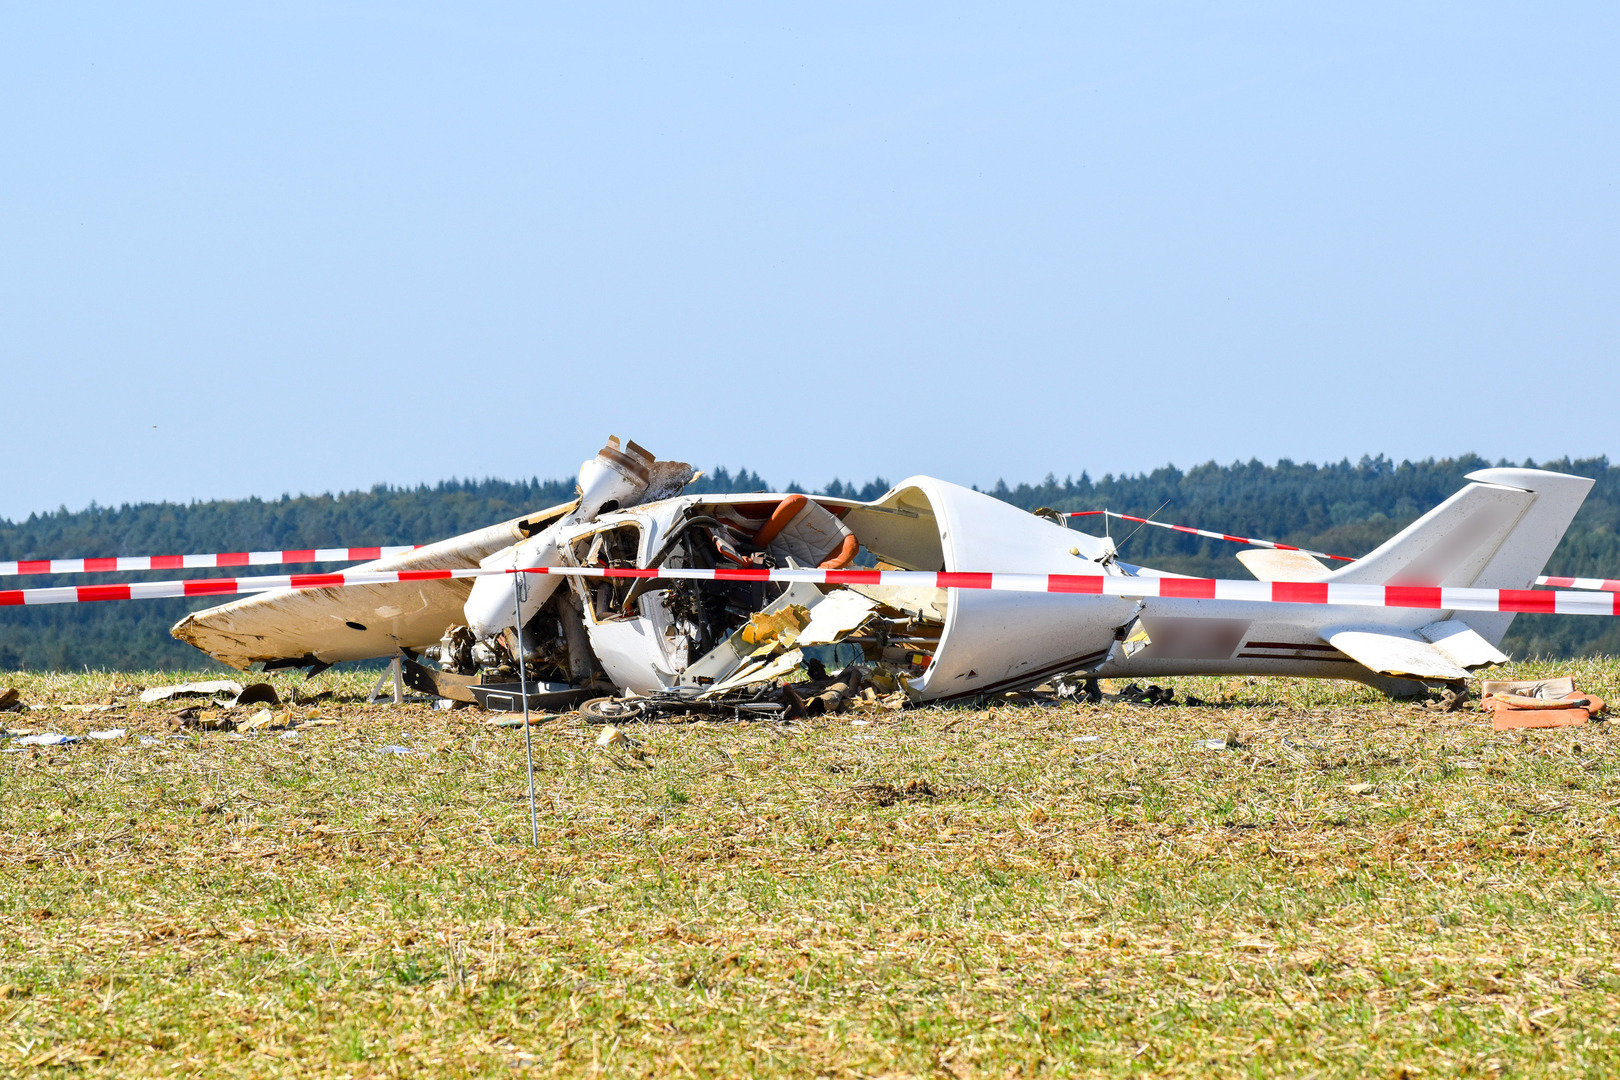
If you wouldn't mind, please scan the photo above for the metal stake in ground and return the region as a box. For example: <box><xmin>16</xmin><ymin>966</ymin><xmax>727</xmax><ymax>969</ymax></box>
<box><xmin>512</xmin><ymin>569</ymin><xmax>538</xmax><ymax>847</ymax></box>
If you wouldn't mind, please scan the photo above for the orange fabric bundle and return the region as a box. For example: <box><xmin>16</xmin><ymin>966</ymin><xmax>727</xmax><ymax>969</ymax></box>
<box><xmin>1490</xmin><ymin>692</ymin><xmax>1606</xmax><ymax>731</ymax></box>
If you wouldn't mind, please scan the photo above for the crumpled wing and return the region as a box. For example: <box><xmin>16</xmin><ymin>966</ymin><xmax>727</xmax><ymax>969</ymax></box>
<box><xmin>170</xmin><ymin>503</ymin><xmax>575</xmax><ymax>670</ymax></box>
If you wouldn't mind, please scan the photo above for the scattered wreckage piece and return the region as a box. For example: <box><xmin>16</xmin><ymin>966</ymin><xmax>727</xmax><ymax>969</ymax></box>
<box><xmin>170</xmin><ymin>438</ymin><xmax>1597</xmax><ymax>709</ymax></box>
<box><xmin>399</xmin><ymin>652</ymin><xmax>599</xmax><ymax>712</ymax></box>
<box><xmin>566</xmin><ymin>660</ymin><xmax>878</xmax><ymax>725</ymax></box>
<box><xmin>578</xmin><ymin>689</ymin><xmax>791</xmax><ymax>725</ymax></box>
<box><xmin>7</xmin><ymin>732</ymin><xmax>79</xmax><ymax>747</ymax></box>
<box><xmin>139</xmin><ymin>680</ymin><xmax>280</xmax><ymax>709</ymax></box>
<box><xmin>139</xmin><ymin>680</ymin><xmax>244</xmax><ymax>704</ymax></box>
<box><xmin>1117</xmin><ymin>682</ymin><xmax>1182</xmax><ymax>707</ymax></box>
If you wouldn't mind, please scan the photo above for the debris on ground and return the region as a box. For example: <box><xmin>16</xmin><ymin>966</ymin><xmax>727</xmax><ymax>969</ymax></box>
<box><xmin>170</xmin><ymin>708</ymin><xmax>236</xmax><ymax>732</ymax></box>
<box><xmin>132</xmin><ymin>679</ymin><xmax>275</xmax><ymax>709</ymax></box>
<box><xmin>236</xmin><ymin>709</ymin><xmax>293</xmax><ymax>733</ymax></box>
<box><xmin>140</xmin><ymin>680</ymin><xmax>244</xmax><ymax>704</ymax></box>
<box><xmin>86</xmin><ymin>728</ymin><xmax>126</xmax><ymax>740</ymax></box>
<box><xmin>484</xmin><ymin>713</ymin><xmax>562</xmax><ymax>728</ymax></box>
<box><xmin>1192</xmin><ymin>727</ymin><xmax>1242</xmax><ymax>750</ymax></box>
<box><xmin>1479</xmin><ymin>676</ymin><xmax>1606</xmax><ymax>730</ymax></box>
<box><xmin>595</xmin><ymin>724</ymin><xmax>649</xmax><ymax>761</ymax></box>
<box><xmin>1051</xmin><ymin>675</ymin><xmax>1103</xmax><ymax>702</ymax></box>
<box><xmin>1421</xmin><ymin>685</ymin><xmax>1469</xmax><ymax>712</ymax></box>
<box><xmin>850</xmin><ymin>778</ymin><xmax>940</xmax><ymax>806</ymax></box>
<box><xmin>9</xmin><ymin>733</ymin><xmax>80</xmax><ymax>746</ymax></box>
<box><xmin>1121</xmin><ymin>683</ymin><xmax>1177</xmax><ymax>706</ymax></box>
<box><xmin>596</xmin><ymin>725</ymin><xmax>631</xmax><ymax>749</ymax></box>
<box><xmin>0</xmin><ymin>687</ymin><xmax>20</xmax><ymax>712</ymax></box>
<box><xmin>233</xmin><ymin>683</ymin><xmax>281</xmax><ymax>707</ymax></box>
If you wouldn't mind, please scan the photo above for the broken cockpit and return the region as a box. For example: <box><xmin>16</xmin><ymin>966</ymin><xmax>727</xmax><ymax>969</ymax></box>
<box><xmin>419</xmin><ymin>443</ymin><xmax>953</xmax><ymax>709</ymax></box>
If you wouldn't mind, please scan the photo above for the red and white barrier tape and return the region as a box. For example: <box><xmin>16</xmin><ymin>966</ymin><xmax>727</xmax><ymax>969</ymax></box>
<box><xmin>0</xmin><ymin>546</ymin><xmax>420</xmax><ymax>577</ymax></box>
<box><xmin>1064</xmin><ymin>510</ymin><xmax>1610</xmax><ymax>591</ymax></box>
<box><xmin>8</xmin><ymin>527</ymin><xmax>1614</xmax><ymax>595</ymax></box>
<box><xmin>1537</xmin><ymin>576</ymin><xmax>1620</xmax><ymax>593</ymax></box>
<box><xmin>1067</xmin><ymin>510</ymin><xmax>1360</xmax><ymax>562</ymax></box>
<box><xmin>2</xmin><ymin>564</ymin><xmax>1617</xmax><ymax>617</ymax></box>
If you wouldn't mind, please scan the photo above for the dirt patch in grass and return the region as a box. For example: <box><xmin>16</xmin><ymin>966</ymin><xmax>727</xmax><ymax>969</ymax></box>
<box><xmin>4</xmin><ymin>660</ymin><xmax>1620</xmax><ymax>1076</ymax></box>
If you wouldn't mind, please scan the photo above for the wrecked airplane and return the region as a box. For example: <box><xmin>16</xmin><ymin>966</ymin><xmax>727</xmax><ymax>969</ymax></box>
<box><xmin>171</xmin><ymin>438</ymin><xmax>1595</xmax><ymax>709</ymax></box>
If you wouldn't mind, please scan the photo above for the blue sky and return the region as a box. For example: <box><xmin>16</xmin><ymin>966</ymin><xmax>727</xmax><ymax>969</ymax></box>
<box><xmin>2</xmin><ymin>3</ymin><xmax>1615</xmax><ymax>521</ymax></box>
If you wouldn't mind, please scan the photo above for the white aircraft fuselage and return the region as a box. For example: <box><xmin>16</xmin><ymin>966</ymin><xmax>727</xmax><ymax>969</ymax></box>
<box><xmin>171</xmin><ymin>441</ymin><xmax>1594</xmax><ymax>701</ymax></box>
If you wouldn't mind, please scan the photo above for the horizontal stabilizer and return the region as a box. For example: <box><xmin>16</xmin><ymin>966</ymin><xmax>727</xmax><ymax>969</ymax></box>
<box><xmin>1417</xmin><ymin>619</ymin><xmax>1509</xmax><ymax>670</ymax></box>
<box><xmin>1236</xmin><ymin>548</ymin><xmax>1330</xmax><ymax>582</ymax></box>
<box><xmin>1321</xmin><ymin>624</ymin><xmax>1471</xmax><ymax>682</ymax></box>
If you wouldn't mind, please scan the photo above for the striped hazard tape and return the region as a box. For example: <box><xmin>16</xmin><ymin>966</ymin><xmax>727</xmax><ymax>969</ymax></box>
<box><xmin>1069</xmin><ymin>510</ymin><xmax>1371</xmax><ymax>563</ymax></box>
<box><xmin>1538</xmin><ymin>576</ymin><xmax>1620</xmax><ymax>593</ymax></box>
<box><xmin>6</xmin><ymin>528</ymin><xmax>1614</xmax><ymax>595</ymax></box>
<box><xmin>1065</xmin><ymin>510</ymin><xmax>1611</xmax><ymax>591</ymax></box>
<box><xmin>2</xmin><ymin>564</ymin><xmax>1617</xmax><ymax>616</ymax></box>
<box><xmin>0</xmin><ymin>546</ymin><xmax>421</xmax><ymax>577</ymax></box>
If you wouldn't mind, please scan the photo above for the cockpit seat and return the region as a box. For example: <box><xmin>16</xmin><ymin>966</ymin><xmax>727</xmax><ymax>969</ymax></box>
<box><xmin>751</xmin><ymin>495</ymin><xmax>859</xmax><ymax>569</ymax></box>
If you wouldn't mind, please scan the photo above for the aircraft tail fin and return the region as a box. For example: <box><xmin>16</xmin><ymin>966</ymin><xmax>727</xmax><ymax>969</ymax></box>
<box><xmin>1326</xmin><ymin>467</ymin><xmax>1594</xmax><ymax>646</ymax></box>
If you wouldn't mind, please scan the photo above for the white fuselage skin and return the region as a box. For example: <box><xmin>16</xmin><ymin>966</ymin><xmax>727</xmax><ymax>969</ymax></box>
<box><xmin>556</xmin><ymin>467</ymin><xmax>1591</xmax><ymax>702</ymax></box>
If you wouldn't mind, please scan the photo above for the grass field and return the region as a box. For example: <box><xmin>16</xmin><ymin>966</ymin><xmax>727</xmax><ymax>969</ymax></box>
<box><xmin>4</xmin><ymin>660</ymin><xmax>1620</xmax><ymax>1077</ymax></box>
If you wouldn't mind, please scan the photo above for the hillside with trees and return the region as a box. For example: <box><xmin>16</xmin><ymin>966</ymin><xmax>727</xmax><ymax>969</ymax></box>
<box><xmin>2</xmin><ymin>456</ymin><xmax>1615</xmax><ymax>672</ymax></box>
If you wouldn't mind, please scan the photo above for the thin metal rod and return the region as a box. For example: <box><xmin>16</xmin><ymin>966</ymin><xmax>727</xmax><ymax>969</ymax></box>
<box><xmin>513</xmin><ymin>569</ymin><xmax>538</xmax><ymax>847</ymax></box>
<box><xmin>1114</xmin><ymin>498</ymin><xmax>1171</xmax><ymax>553</ymax></box>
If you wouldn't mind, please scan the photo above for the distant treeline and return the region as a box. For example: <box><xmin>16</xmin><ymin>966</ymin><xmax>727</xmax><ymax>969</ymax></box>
<box><xmin>2</xmin><ymin>455</ymin><xmax>1616</xmax><ymax>671</ymax></box>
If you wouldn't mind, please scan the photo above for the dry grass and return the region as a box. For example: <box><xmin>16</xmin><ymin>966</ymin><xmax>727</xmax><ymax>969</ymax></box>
<box><xmin>4</xmin><ymin>659</ymin><xmax>1620</xmax><ymax>1077</ymax></box>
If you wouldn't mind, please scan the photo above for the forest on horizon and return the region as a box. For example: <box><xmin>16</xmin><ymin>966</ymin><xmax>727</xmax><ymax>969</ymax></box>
<box><xmin>2</xmin><ymin>453</ymin><xmax>1616</xmax><ymax>672</ymax></box>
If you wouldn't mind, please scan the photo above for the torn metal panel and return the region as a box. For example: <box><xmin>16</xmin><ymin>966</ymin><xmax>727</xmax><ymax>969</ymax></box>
<box><xmin>582</xmin><ymin>616</ymin><xmax>676</xmax><ymax>694</ymax></box>
<box><xmin>795</xmin><ymin>591</ymin><xmax>878</xmax><ymax>646</ymax></box>
<box><xmin>707</xmin><ymin>647</ymin><xmax>807</xmax><ymax>695</ymax></box>
<box><xmin>676</xmin><ymin>581</ymin><xmax>827</xmax><ymax>691</ymax></box>
<box><xmin>139</xmin><ymin>680</ymin><xmax>243</xmax><ymax>703</ymax></box>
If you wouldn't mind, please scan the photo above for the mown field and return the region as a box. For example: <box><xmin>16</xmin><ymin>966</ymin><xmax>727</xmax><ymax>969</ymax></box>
<box><xmin>4</xmin><ymin>660</ymin><xmax>1620</xmax><ymax>1078</ymax></box>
